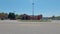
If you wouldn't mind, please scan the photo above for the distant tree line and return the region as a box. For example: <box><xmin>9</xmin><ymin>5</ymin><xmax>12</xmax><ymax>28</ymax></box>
<box><xmin>0</xmin><ymin>12</ymin><xmax>20</xmax><ymax>20</ymax></box>
<box><xmin>48</xmin><ymin>15</ymin><xmax>60</xmax><ymax>20</ymax></box>
<box><xmin>0</xmin><ymin>12</ymin><xmax>60</xmax><ymax>20</ymax></box>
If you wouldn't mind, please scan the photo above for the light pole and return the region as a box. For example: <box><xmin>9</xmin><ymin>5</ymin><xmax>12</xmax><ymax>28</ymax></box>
<box><xmin>32</xmin><ymin>0</ymin><xmax>34</xmax><ymax>20</ymax></box>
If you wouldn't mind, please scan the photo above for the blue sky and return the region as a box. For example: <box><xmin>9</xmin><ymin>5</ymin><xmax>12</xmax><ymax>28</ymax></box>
<box><xmin>0</xmin><ymin>0</ymin><xmax>60</xmax><ymax>17</ymax></box>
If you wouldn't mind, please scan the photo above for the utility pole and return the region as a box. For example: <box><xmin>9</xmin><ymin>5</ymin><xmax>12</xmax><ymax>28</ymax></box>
<box><xmin>32</xmin><ymin>0</ymin><xmax>34</xmax><ymax>20</ymax></box>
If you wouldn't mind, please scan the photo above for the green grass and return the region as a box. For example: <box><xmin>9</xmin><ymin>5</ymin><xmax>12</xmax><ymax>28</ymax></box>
<box><xmin>18</xmin><ymin>19</ymin><xmax>51</xmax><ymax>22</ymax></box>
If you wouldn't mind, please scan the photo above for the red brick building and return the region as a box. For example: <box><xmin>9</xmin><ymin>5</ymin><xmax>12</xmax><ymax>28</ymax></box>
<box><xmin>21</xmin><ymin>14</ymin><xmax>42</xmax><ymax>20</ymax></box>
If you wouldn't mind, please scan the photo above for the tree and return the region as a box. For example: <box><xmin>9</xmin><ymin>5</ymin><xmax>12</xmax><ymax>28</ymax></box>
<box><xmin>8</xmin><ymin>12</ymin><xmax>16</xmax><ymax>20</ymax></box>
<box><xmin>52</xmin><ymin>15</ymin><xmax>55</xmax><ymax>20</ymax></box>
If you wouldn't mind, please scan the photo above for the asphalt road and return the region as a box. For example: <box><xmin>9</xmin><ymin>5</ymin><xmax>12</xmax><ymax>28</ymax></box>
<box><xmin>0</xmin><ymin>20</ymin><xmax>60</xmax><ymax>34</ymax></box>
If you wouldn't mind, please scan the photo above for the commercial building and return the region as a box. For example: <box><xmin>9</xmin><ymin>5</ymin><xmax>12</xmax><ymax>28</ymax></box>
<box><xmin>21</xmin><ymin>14</ymin><xmax>42</xmax><ymax>20</ymax></box>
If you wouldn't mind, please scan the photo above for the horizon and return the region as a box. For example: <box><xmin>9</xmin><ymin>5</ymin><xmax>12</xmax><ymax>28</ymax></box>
<box><xmin>0</xmin><ymin>0</ymin><xmax>60</xmax><ymax>17</ymax></box>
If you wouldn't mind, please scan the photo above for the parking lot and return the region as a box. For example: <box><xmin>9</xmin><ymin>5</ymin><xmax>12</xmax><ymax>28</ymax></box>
<box><xmin>0</xmin><ymin>20</ymin><xmax>60</xmax><ymax>34</ymax></box>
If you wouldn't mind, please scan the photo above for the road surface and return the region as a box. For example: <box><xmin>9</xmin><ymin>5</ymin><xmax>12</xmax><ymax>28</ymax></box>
<box><xmin>0</xmin><ymin>20</ymin><xmax>60</xmax><ymax>34</ymax></box>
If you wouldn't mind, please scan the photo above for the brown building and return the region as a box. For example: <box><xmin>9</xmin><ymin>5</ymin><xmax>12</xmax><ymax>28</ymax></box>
<box><xmin>21</xmin><ymin>14</ymin><xmax>42</xmax><ymax>20</ymax></box>
<box><xmin>0</xmin><ymin>13</ymin><xmax>8</xmax><ymax>20</ymax></box>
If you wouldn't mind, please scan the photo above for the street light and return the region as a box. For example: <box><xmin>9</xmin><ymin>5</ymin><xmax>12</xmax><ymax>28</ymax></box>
<box><xmin>32</xmin><ymin>0</ymin><xmax>34</xmax><ymax>20</ymax></box>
